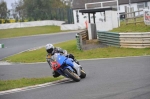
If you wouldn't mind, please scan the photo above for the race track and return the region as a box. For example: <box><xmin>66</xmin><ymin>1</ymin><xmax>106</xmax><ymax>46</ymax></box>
<box><xmin>0</xmin><ymin>32</ymin><xmax>150</xmax><ymax>99</ymax></box>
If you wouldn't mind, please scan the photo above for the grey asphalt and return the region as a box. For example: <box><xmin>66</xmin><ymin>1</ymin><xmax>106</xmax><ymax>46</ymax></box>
<box><xmin>0</xmin><ymin>31</ymin><xmax>78</xmax><ymax>60</ymax></box>
<box><xmin>0</xmin><ymin>56</ymin><xmax>150</xmax><ymax>99</ymax></box>
<box><xmin>0</xmin><ymin>62</ymin><xmax>53</xmax><ymax>80</ymax></box>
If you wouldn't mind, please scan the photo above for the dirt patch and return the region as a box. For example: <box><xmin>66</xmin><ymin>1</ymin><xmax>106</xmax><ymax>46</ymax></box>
<box><xmin>82</xmin><ymin>39</ymin><xmax>108</xmax><ymax>50</ymax></box>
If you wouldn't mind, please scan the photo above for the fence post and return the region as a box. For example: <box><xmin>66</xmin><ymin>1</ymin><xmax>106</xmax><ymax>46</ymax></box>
<box><xmin>125</xmin><ymin>6</ymin><xmax>128</xmax><ymax>25</ymax></box>
<box><xmin>134</xmin><ymin>12</ymin><xmax>136</xmax><ymax>25</ymax></box>
<box><xmin>75</xmin><ymin>33</ymin><xmax>82</xmax><ymax>50</ymax></box>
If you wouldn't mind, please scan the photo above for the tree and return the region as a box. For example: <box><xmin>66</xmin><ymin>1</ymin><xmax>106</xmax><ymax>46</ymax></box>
<box><xmin>11</xmin><ymin>0</ymin><xmax>26</xmax><ymax>21</ymax></box>
<box><xmin>0</xmin><ymin>0</ymin><xmax>8</xmax><ymax>19</ymax></box>
<box><xmin>11</xmin><ymin>2</ymin><xmax>19</xmax><ymax>20</ymax></box>
<box><xmin>60</xmin><ymin>0</ymin><xmax>73</xmax><ymax>7</ymax></box>
<box><xmin>12</xmin><ymin>0</ymin><xmax>69</xmax><ymax>21</ymax></box>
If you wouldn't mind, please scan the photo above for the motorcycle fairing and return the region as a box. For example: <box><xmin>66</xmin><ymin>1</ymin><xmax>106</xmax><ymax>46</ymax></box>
<box><xmin>52</xmin><ymin>53</ymin><xmax>79</xmax><ymax>77</ymax></box>
<box><xmin>54</xmin><ymin>53</ymin><xmax>67</xmax><ymax>65</ymax></box>
<box><xmin>51</xmin><ymin>61</ymin><xmax>61</xmax><ymax>71</ymax></box>
<box><xmin>73</xmin><ymin>62</ymin><xmax>81</xmax><ymax>76</ymax></box>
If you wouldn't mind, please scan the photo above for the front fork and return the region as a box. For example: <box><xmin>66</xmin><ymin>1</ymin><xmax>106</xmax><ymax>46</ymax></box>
<box><xmin>73</xmin><ymin>62</ymin><xmax>81</xmax><ymax>76</ymax></box>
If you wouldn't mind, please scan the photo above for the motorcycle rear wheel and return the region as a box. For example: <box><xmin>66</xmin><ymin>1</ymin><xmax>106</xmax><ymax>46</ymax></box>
<box><xmin>64</xmin><ymin>69</ymin><xmax>80</xmax><ymax>82</ymax></box>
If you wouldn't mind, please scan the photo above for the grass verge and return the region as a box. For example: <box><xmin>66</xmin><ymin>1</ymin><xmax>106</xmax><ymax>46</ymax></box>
<box><xmin>4</xmin><ymin>40</ymin><xmax>150</xmax><ymax>63</ymax></box>
<box><xmin>0</xmin><ymin>25</ymin><xmax>67</xmax><ymax>39</ymax></box>
<box><xmin>0</xmin><ymin>76</ymin><xmax>64</xmax><ymax>91</ymax></box>
<box><xmin>110</xmin><ymin>21</ymin><xmax>150</xmax><ymax>32</ymax></box>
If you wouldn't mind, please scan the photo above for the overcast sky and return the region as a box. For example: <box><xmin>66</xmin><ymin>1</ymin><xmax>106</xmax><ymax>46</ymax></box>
<box><xmin>4</xmin><ymin>0</ymin><xmax>18</xmax><ymax>9</ymax></box>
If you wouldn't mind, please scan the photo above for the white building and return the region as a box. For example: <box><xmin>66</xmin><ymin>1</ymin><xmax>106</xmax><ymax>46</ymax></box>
<box><xmin>69</xmin><ymin>0</ymin><xmax>150</xmax><ymax>31</ymax></box>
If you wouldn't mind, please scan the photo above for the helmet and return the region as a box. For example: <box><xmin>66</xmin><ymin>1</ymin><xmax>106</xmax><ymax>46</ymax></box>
<box><xmin>46</xmin><ymin>44</ymin><xmax>54</xmax><ymax>54</ymax></box>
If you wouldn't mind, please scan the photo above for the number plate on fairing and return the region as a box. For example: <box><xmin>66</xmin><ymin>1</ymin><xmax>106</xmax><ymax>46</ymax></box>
<box><xmin>51</xmin><ymin>61</ymin><xmax>61</xmax><ymax>71</ymax></box>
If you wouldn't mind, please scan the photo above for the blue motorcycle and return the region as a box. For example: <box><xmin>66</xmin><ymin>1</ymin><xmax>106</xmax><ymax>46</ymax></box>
<box><xmin>48</xmin><ymin>53</ymin><xmax>86</xmax><ymax>82</ymax></box>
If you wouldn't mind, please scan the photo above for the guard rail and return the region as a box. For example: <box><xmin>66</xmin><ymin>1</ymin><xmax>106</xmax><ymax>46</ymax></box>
<box><xmin>97</xmin><ymin>31</ymin><xmax>150</xmax><ymax>48</ymax></box>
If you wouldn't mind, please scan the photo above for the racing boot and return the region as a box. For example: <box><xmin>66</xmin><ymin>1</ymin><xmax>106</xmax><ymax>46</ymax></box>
<box><xmin>52</xmin><ymin>71</ymin><xmax>60</xmax><ymax>78</ymax></box>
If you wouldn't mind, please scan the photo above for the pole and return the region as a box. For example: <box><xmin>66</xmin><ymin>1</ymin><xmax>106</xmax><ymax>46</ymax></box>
<box><xmin>129</xmin><ymin>0</ymin><xmax>131</xmax><ymax>9</ymax></box>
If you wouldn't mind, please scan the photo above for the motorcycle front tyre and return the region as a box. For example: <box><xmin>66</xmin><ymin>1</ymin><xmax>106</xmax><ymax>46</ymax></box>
<box><xmin>80</xmin><ymin>69</ymin><xmax>86</xmax><ymax>78</ymax></box>
<box><xmin>64</xmin><ymin>69</ymin><xmax>80</xmax><ymax>82</ymax></box>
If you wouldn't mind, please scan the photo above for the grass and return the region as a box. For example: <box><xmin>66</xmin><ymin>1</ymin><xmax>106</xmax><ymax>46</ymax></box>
<box><xmin>4</xmin><ymin>40</ymin><xmax>150</xmax><ymax>63</ymax></box>
<box><xmin>0</xmin><ymin>76</ymin><xmax>64</xmax><ymax>91</ymax></box>
<box><xmin>0</xmin><ymin>25</ymin><xmax>66</xmax><ymax>39</ymax></box>
<box><xmin>110</xmin><ymin>18</ymin><xmax>150</xmax><ymax>32</ymax></box>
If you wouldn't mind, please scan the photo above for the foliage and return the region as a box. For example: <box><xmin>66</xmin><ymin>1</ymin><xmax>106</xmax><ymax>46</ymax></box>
<box><xmin>0</xmin><ymin>19</ymin><xmax>1</xmax><ymax>23</ymax></box>
<box><xmin>0</xmin><ymin>19</ymin><xmax>17</xmax><ymax>24</ymax></box>
<box><xmin>11</xmin><ymin>0</ymin><xmax>69</xmax><ymax>21</ymax></box>
<box><xmin>0</xmin><ymin>0</ymin><xmax>8</xmax><ymax>19</ymax></box>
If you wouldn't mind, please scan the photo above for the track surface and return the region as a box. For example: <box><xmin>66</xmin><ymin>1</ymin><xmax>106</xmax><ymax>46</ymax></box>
<box><xmin>0</xmin><ymin>56</ymin><xmax>150</xmax><ymax>99</ymax></box>
<box><xmin>0</xmin><ymin>32</ymin><xmax>77</xmax><ymax>59</ymax></box>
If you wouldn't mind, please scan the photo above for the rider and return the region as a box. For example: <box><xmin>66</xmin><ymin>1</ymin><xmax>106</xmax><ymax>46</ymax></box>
<box><xmin>45</xmin><ymin>43</ymin><xmax>79</xmax><ymax>78</ymax></box>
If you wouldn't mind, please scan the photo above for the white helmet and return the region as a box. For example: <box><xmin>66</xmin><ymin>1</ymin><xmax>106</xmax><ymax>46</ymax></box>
<box><xmin>46</xmin><ymin>44</ymin><xmax>54</xmax><ymax>54</ymax></box>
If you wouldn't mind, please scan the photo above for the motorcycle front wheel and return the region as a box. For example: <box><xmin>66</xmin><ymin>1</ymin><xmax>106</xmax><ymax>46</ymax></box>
<box><xmin>64</xmin><ymin>69</ymin><xmax>80</xmax><ymax>82</ymax></box>
<box><xmin>80</xmin><ymin>69</ymin><xmax>86</xmax><ymax>78</ymax></box>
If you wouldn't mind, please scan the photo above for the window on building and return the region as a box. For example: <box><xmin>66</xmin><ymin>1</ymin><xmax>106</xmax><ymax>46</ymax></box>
<box><xmin>145</xmin><ymin>2</ymin><xmax>148</xmax><ymax>7</ymax></box>
<box><xmin>76</xmin><ymin>10</ymin><xmax>79</xmax><ymax>23</ymax></box>
<box><xmin>137</xmin><ymin>3</ymin><xmax>144</xmax><ymax>9</ymax></box>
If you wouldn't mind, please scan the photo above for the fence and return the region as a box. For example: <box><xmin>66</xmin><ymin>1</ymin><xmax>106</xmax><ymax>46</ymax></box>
<box><xmin>97</xmin><ymin>31</ymin><xmax>150</xmax><ymax>48</ymax></box>
<box><xmin>76</xmin><ymin>30</ymin><xmax>88</xmax><ymax>50</ymax></box>
<box><xmin>124</xmin><ymin>10</ymin><xmax>144</xmax><ymax>25</ymax></box>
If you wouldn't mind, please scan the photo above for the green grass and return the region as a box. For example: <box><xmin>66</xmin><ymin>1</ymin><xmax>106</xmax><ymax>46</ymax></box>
<box><xmin>110</xmin><ymin>20</ymin><xmax>150</xmax><ymax>32</ymax></box>
<box><xmin>4</xmin><ymin>40</ymin><xmax>150</xmax><ymax>63</ymax></box>
<box><xmin>0</xmin><ymin>77</ymin><xmax>64</xmax><ymax>91</ymax></box>
<box><xmin>0</xmin><ymin>25</ymin><xmax>66</xmax><ymax>39</ymax></box>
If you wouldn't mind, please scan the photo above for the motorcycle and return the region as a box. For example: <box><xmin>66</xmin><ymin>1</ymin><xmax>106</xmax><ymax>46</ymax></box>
<box><xmin>47</xmin><ymin>53</ymin><xmax>86</xmax><ymax>82</ymax></box>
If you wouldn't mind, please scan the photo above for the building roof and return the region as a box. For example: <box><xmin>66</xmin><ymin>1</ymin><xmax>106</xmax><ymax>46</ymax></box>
<box><xmin>79</xmin><ymin>7</ymin><xmax>117</xmax><ymax>13</ymax></box>
<box><xmin>72</xmin><ymin>0</ymin><xmax>150</xmax><ymax>9</ymax></box>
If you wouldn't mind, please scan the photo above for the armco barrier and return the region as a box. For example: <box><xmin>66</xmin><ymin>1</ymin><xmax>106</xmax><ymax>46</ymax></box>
<box><xmin>97</xmin><ymin>31</ymin><xmax>150</xmax><ymax>48</ymax></box>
